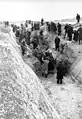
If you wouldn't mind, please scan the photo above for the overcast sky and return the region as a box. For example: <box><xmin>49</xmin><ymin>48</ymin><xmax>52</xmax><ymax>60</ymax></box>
<box><xmin>0</xmin><ymin>0</ymin><xmax>82</xmax><ymax>21</ymax></box>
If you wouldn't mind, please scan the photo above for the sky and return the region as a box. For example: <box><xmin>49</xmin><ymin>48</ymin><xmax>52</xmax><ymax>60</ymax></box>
<box><xmin>0</xmin><ymin>0</ymin><xmax>82</xmax><ymax>22</ymax></box>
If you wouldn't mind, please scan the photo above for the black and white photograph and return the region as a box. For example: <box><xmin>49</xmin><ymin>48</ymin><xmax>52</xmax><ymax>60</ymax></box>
<box><xmin>0</xmin><ymin>0</ymin><xmax>82</xmax><ymax>119</ymax></box>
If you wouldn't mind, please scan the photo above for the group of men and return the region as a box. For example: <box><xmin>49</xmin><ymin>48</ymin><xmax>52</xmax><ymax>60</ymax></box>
<box><xmin>11</xmin><ymin>19</ymin><xmax>61</xmax><ymax>76</ymax></box>
<box><xmin>64</xmin><ymin>24</ymin><xmax>82</xmax><ymax>45</ymax></box>
<box><xmin>10</xmin><ymin>15</ymin><xmax>81</xmax><ymax>84</ymax></box>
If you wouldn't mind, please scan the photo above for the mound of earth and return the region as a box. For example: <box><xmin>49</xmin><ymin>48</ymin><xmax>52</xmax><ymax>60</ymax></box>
<box><xmin>0</xmin><ymin>25</ymin><xmax>60</xmax><ymax>119</ymax></box>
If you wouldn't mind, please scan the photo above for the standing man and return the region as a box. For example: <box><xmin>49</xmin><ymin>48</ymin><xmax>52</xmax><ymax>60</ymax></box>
<box><xmin>55</xmin><ymin>36</ymin><xmax>60</xmax><ymax>51</ymax></box>
<box><xmin>67</xmin><ymin>24</ymin><xmax>73</xmax><ymax>41</ymax></box>
<box><xmin>64</xmin><ymin>24</ymin><xmax>68</xmax><ymax>38</ymax></box>
<box><xmin>73</xmin><ymin>30</ymin><xmax>78</xmax><ymax>42</ymax></box>
<box><xmin>56</xmin><ymin>60</ymin><xmax>64</xmax><ymax>84</ymax></box>
<box><xmin>41</xmin><ymin>18</ymin><xmax>44</xmax><ymax>26</ymax></box>
<box><xmin>76</xmin><ymin>13</ymin><xmax>80</xmax><ymax>23</ymax></box>
<box><xmin>57</xmin><ymin>22</ymin><xmax>61</xmax><ymax>36</ymax></box>
<box><xmin>78</xmin><ymin>24</ymin><xmax>82</xmax><ymax>45</ymax></box>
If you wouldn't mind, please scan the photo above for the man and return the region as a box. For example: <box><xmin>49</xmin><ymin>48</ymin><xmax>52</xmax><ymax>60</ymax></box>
<box><xmin>76</xmin><ymin>13</ymin><xmax>80</xmax><ymax>23</ymax></box>
<box><xmin>64</xmin><ymin>24</ymin><xmax>68</xmax><ymax>38</ymax></box>
<box><xmin>48</xmin><ymin>53</ymin><xmax>55</xmax><ymax>74</ymax></box>
<box><xmin>56</xmin><ymin>60</ymin><xmax>64</xmax><ymax>84</ymax></box>
<box><xmin>25</xmin><ymin>31</ymin><xmax>31</xmax><ymax>45</ymax></box>
<box><xmin>78</xmin><ymin>24</ymin><xmax>82</xmax><ymax>44</ymax></box>
<box><xmin>41</xmin><ymin>18</ymin><xmax>44</xmax><ymax>26</ymax></box>
<box><xmin>50</xmin><ymin>22</ymin><xmax>57</xmax><ymax>33</ymax></box>
<box><xmin>21</xmin><ymin>39</ymin><xmax>26</xmax><ymax>56</ymax></box>
<box><xmin>73</xmin><ymin>30</ymin><xmax>78</xmax><ymax>42</ymax></box>
<box><xmin>41</xmin><ymin>53</ymin><xmax>49</xmax><ymax>78</ymax></box>
<box><xmin>57</xmin><ymin>23</ymin><xmax>61</xmax><ymax>36</ymax></box>
<box><xmin>67</xmin><ymin>24</ymin><xmax>73</xmax><ymax>41</ymax></box>
<box><xmin>55</xmin><ymin>36</ymin><xmax>60</xmax><ymax>51</ymax></box>
<box><xmin>19</xmin><ymin>30</ymin><xmax>24</xmax><ymax>43</ymax></box>
<box><xmin>15</xmin><ymin>27</ymin><xmax>20</xmax><ymax>38</ymax></box>
<box><xmin>39</xmin><ymin>30</ymin><xmax>43</xmax><ymax>45</ymax></box>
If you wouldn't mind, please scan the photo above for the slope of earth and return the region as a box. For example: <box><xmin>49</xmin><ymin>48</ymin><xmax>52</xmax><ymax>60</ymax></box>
<box><xmin>0</xmin><ymin>25</ymin><xmax>60</xmax><ymax>119</ymax></box>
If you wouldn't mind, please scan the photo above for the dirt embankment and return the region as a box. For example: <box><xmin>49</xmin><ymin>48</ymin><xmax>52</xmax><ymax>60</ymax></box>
<box><xmin>0</xmin><ymin>26</ymin><xmax>60</xmax><ymax>119</ymax></box>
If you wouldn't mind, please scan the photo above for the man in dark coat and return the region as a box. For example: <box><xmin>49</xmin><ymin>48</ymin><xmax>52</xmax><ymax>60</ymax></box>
<box><xmin>15</xmin><ymin>28</ymin><xmax>20</xmax><ymax>38</ymax></box>
<box><xmin>55</xmin><ymin>36</ymin><xmax>60</xmax><ymax>51</ymax></box>
<box><xmin>64</xmin><ymin>24</ymin><xmax>68</xmax><ymax>38</ymax></box>
<box><xmin>48</xmin><ymin>53</ymin><xmax>56</xmax><ymax>74</ymax></box>
<box><xmin>21</xmin><ymin>39</ymin><xmax>26</xmax><ymax>56</ymax></box>
<box><xmin>78</xmin><ymin>24</ymin><xmax>82</xmax><ymax>44</ymax></box>
<box><xmin>56</xmin><ymin>60</ymin><xmax>64</xmax><ymax>84</ymax></box>
<box><xmin>73</xmin><ymin>30</ymin><xmax>78</xmax><ymax>42</ymax></box>
<box><xmin>50</xmin><ymin>22</ymin><xmax>57</xmax><ymax>33</ymax></box>
<box><xmin>41</xmin><ymin>18</ymin><xmax>44</xmax><ymax>26</ymax></box>
<box><xmin>67</xmin><ymin>25</ymin><xmax>73</xmax><ymax>41</ymax></box>
<box><xmin>39</xmin><ymin>30</ymin><xmax>43</xmax><ymax>45</ymax></box>
<box><xmin>57</xmin><ymin>23</ymin><xmax>61</xmax><ymax>36</ymax></box>
<box><xmin>25</xmin><ymin>31</ymin><xmax>31</xmax><ymax>45</ymax></box>
<box><xmin>76</xmin><ymin>13</ymin><xmax>80</xmax><ymax>23</ymax></box>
